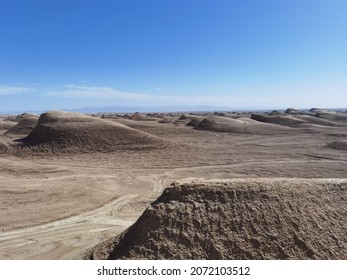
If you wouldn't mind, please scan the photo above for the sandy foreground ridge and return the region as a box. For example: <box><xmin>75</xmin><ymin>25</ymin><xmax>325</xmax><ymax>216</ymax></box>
<box><xmin>0</xmin><ymin>109</ymin><xmax>346</xmax><ymax>259</ymax></box>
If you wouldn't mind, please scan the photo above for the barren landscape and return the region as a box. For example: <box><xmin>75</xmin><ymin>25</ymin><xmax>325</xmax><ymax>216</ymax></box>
<box><xmin>0</xmin><ymin>108</ymin><xmax>346</xmax><ymax>259</ymax></box>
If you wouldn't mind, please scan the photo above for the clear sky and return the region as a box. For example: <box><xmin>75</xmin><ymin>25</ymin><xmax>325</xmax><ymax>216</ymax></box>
<box><xmin>0</xmin><ymin>0</ymin><xmax>346</xmax><ymax>112</ymax></box>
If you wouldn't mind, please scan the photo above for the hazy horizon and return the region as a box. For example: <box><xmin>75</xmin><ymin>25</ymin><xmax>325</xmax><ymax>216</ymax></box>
<box><xmin>1</xmin><ymin>1</ymin><xmax>346</xmax><ymax>111</ymax></box>
<box><xmin>1</xmin><ymin>104</ymin><xmax>347</xmax><ymax>116</ymax></box>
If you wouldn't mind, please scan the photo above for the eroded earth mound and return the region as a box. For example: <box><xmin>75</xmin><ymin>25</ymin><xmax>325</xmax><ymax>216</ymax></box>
<box><xmin>89</xmin><ymin>178</ymin><xmax>347</xmax><ymax>260</ymax></box>
<box><xmin>250</xmin><ymin>114</ymin><xmax>305</xmax><ymax>127</ymax></box>
<box><xmin>316</xmin><ymin>112</ymin><xmax>347</xmax><ymax>122</ymax></box>
<box><xmin>21</xmin><ymin>111</ymin><xmax>168</xmax><ymax>153</ymax></box>
<box><xmin>195</xmin><ymin>116</ymin><xmax>292</xmax><ymax>134</ymax></box>
<box><xmin>5</xmin><ymin>116</ymin><xmax>39</xmax><ymax>136</ymax></box>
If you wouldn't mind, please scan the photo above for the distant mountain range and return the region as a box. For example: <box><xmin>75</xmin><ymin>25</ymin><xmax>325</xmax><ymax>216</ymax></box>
<box><xmin>0</xmin><ymin>105</ymin><xmax>252</xmax><ymax>115</ymax></box>
<box><xmin>1</xmin><ymin>105</ymin><xmax>346</xmax><ymax>115</ymax></box>
<box><xmin>65</xmin><ymin>105</ymin><xmax>253</xmax><ymax>114</ymax></box>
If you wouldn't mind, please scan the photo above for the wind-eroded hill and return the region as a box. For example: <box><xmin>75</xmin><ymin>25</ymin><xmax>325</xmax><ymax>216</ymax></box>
<box><xmin>89</xmin><ymin>178</ymin><xmax>347</xmax><ymax>260</ymax></box>
<box><xmin>20</xmin><ymin>111</ymin><xmax>169</xmax><ymax>153</ymax></box>
<box><xmin>194</xmin><ymin>116</ymin><xmax>292</xmax><ymax>134</ymax></box>
<box><xmin>5</xmin><ymin>116</ymin><xmax>38</xmax><ymax>136</ymax></box>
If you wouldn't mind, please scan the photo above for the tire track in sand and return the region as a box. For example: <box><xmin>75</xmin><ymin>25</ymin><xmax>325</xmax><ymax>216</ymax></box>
<box><xmin>0</xmin><ymin>159</ymin><xmax>345</xmax><ymax>259</ymax></box>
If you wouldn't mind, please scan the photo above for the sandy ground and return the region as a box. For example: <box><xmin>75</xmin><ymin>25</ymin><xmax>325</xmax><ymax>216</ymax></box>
<box><xmin>0</xmin><ymin>112</ymin><xmax>346</xmax><ymax>259</ymax></box>
<box><xmin>90</xmin><ymin>178</ymin><xmax>347</xmax><ymax>260</ymax></box>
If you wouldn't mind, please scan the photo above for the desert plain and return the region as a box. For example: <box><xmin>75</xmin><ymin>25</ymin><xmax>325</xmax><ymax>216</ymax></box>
<box><xmin>0</xmin><ymin>108</ymin><xmax>346</xmax><ymax>259</ymax></box>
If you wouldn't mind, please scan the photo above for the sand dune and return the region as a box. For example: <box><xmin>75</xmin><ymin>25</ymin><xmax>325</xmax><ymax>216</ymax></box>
<box><xmin>89</xmin><ymin>178</ymin><xmax>347</xmax><ymax>260</ymax></box>
<box><xmin>194</xmin><ymin>116</ymin><xmax>292</xmax><ymax>134</ymax></box>
<box><xmin>20</xmin><ymin>111</ymin><xmax>168</xmax><ymax>153</ymax></box>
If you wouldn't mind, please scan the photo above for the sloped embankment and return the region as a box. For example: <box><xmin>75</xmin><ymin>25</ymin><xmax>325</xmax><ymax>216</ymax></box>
<box><xmin>89</xmin><ymin>178</ymin><xmax>347</xmax><ymax>260</ymax></box>
<box><xmin>5</xmin><ymin>116</ymin><xmax>39</xmax><ymax>136</ymax></box>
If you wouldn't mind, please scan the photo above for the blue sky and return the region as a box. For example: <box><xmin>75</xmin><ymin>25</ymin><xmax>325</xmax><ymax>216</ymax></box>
<box><xmin>0</xmin><ymin>0</ymin><xmax>346</xmax><ymax>112</ymax></box>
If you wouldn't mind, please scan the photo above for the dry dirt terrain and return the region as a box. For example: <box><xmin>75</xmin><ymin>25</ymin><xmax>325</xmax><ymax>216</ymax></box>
<box><xmin>0</xmin><ymin>109</ymin><xmax>346</xmax><ymax>259</ymax></box>
<box><xmin>90</xmin><ymin>178</ymin><xmax>347</xmax><ymax>260</ymax></box>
